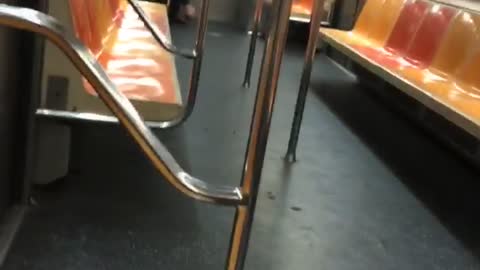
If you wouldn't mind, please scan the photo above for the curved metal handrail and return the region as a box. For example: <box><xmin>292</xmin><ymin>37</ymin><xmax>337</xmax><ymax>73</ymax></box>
<box><xmin>0</xmin><ymin>4</ymin><xmax>242</xmax><ymax>205</ymax></box>
<box><xmin>36</xmin><ymin>0</ymin><xmax>209</xmax><ymax>129</ymax></box>
<box><xmin>127</xmin><ymin>0</ymin><xmax>210</xmax><ymax>128</ymax></box>
<box><xmin>127</xmin><ymin>0</ymin><xmax>196</xmax><ymax>59</ymax></box>
<box><xmin>128</xmin><ymin>0</ymin><xmax>210</xmax><ymax>128</ymax></box>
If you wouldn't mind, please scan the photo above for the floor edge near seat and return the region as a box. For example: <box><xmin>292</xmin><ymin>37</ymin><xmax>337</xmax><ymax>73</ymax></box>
<box><xmin>0</xmin><ymin>205</ymin><xmax>26</xmax><ymax>267</ymax></box>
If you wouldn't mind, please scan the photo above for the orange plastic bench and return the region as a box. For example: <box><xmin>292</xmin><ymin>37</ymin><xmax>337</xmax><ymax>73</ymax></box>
<box><xmin>291</xmin><ymin>0</ymin><xmax>314</xmax><ymax>22</ymax></box>
<box><xmin>358</xmin><ymin>1</ymin><xmax>455</xmax><ymax>70</ymax></box>
<box><xmin>320</xmin><ymin>0</ymin><xmax>407</xmax><ymax>47</ymax></box>
<box><xmin>319</xmin><ymin>0</ymin><xmax>480</xmax><ymax>139</ymax></box>
<box><xmin>40</xmin><ymin>0</ymin><xmax>182</xmax><ymax>122</ymax></box>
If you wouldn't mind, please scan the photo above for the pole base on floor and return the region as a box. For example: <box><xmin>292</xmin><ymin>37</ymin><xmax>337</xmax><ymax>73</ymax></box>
<box><xmin>285</xmin><ymin>152</ymin><xmax>297</xmax><ymax>163</ymax></box>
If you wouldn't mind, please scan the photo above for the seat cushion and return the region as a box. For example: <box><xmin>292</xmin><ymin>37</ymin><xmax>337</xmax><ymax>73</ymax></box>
<box><xmin>75</xmin><ymin>0</ymin><xmax>181</xmax><ymax>105</ymax></box>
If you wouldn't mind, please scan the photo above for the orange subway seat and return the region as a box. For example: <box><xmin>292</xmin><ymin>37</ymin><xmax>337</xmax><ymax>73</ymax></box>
<box><xmin>416</xmin><ymin>48</ymin><xmax>480</xmax><ymax>122</ymax></box>
<box><xmin>322</xmin><ymin>0</ymin><xmax>409</xmax><ymax>69</ymax></box>
<box><xmin>85</xmin><ymin>0</ymin><xmax>119</xmax><ymax>56</ymax></box>
<box><xmin>107</xmin><ymin>4</ymin><xmax>171</xmax><ymax>60</ymax></box>
<box><xmin>428</xmin><ymin>12</ymin><xmax>480</xmax><ymax>78</ymax></box>
<box><xmin>320</xmin><ymin>0</ymin><xmax>387</xmax><ymax>47</ymax></box>
<box><xmin>452</xmin><ymin>48</ymin><xmax>480</xmax><ymax>99</ymax></box>
<box><xmin>69</xmin><ymin>0</ymin><xmax>90</xmax><ymax>46</ymax></box>
<box><xmin>71</xmin><ymin>0</ymin><xmax>123</xmax><ymax>94</ymax></box>
<box><xmin>407</xmin><ymin>10</ymin><xmax>480</xmax><ymax>125</ymax></box>
<box><xmin>109</xmin><ymin>0</ymin><xmax>123</xmax><ymax>15</ymax></box>
<box><xmin>347</xmin><ymin>0</ymin><xmax>406</xmax><ymax>48</ymax></box>
<box><xmin>83</xmin><ymin>50</ymin><xmax>177</xmax><ymax>103</ymax></box>
<box><xmin>336</xmin><ymin>0</ymin><xmax>406</xmax><ymax>63</ymax></box>
<box><xmin>402</xmin><ymin>11</ymin><xmax>480</xmax><ymax>89</ymax></box>
<box><xmin>75</xmin><ymin>0</ymin><xmax>110</xmax><ymax>55</ymax></box>
<box><xmin>108</xmin><ymin>65</ymin><xmax>177</xmax><ymax>102</ymax></box>
<box><xmin>400</xmin><ymin>4</ymin><xmax>457</xmax><ymax>69</ymax></box>
<box><xmin>373</xmin><ymin>3</ymin><xmax>456</xmax><ymax>81</ymax></box>
<box><xmin>385</xmin><ymin>0</ymin><xmax>430</xmax><ymax>55</ymax></box>
<box><xmin>319</xmin><ymin>0</ymin><xmax>480</xmax><ymax>137</ymax></box>
<box><xmin>352</xmin><ymin>0</ymin><xmax>430</xmax><ymax>69</ymax></box>
<box><xmin>352</xmin><ymin>0</ymin><xmax>386</xmax><ymax>38</ymax></box>
<box><xmin>291</xmin><ymin>0</ymin><xmax>314</xmax><ymax>17</ymax></box>
<box><xmin>385</xmin><ymin>3</ymin><xmax>480</xmax><ymax>118</ymax></box>
<box><xmin>365</xmin><ymin>0</ymin><xmax>407</xmax><ymax>47</ymax></box>
<box><xmin>70</xmin><ymin>0</ymin><xmax>179</xmax><ymax>105</ymax></box>
<box><xmin>109</xmin><ymin>0</ymin><xmax>127</xmax><ymax>27</ymax></box>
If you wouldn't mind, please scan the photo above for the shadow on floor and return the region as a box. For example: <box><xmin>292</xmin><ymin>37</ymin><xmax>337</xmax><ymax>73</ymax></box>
<box><xmin>310</xmin><ymin>67</ymin><xmax>480</xmax><ymax>259</ymax></box>
<box><xmin>4</xmin><ymin>123</ymin><xmax>234</xmax><ymax>270</ymax></box>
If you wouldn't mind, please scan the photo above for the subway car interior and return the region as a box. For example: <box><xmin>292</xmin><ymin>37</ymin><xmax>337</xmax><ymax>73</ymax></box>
<box><xmin>0</xmin><ymin>0</ymin><xmax>480</xmax><ymax>269</ymax></box>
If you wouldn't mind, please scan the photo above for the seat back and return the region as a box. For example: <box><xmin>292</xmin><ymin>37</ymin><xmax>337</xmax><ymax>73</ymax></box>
<box><xmin>430</xmin><ymin>11</ymin><xmax>480</xmax><ymax>76</ymax></box>
<box><xmin>353</xmin><ymin>0</ymin><xmax>386</xmax><ymax>37</ymax></box>
<box><xmin>69</xmin><ymin>0</ymin><xmax>124</xmax><ymax>56</ymax></box>
<box><xmin>292</xmin><ymin>0</ymin><xmax>314</xmax><ymax>16</ymax></box>
<box><xmin>455</xmin><ymin>46</ymin><xmax>480</xmax><ymax>91</ymax></box>
<box><xmin>109</xmin><ymin>0</ymin><xmax>122</xmax><ymax>14</ymax></box>
<box><xmin>366</xmin><ymin>0</ymin><xmax>407</xmax><ymax>46</ymax></box>
<box><xmin>403</xmin><ymin>4</ymin><xmax>456</xmax><ymax>68</ymax></box>
<box><xmin>384</xmin><ymin>0</ymin><xmax>430</xmax><ymax>55</ymax></box>
<box><xmin>294</xmin><ymin>0</ymin><xmax>313</xmax><ymax>9</ymax></box>
<box><xmin>69</xmin><ymin>0</ymin><xmax>92</xmax><ymax>49</ymax></box>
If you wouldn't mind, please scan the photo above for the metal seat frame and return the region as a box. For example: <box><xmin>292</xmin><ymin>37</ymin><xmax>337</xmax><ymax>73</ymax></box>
<box><xmin>241</xmin><ymin>0</ymin><xmax>326</xmax><ymax>160</ymax></box>
<box><xmin>0</xmin><ymin>0</ymin><xmax>293</xmax><ymax>268</ymax></box>
<box><xmin>36</xmin><ymin>0</ymin><xmax>209</xmax><ymax>129</ymax></box>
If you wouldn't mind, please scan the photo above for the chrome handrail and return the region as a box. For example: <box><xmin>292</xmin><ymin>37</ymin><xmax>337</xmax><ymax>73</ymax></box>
<box><xmin>0</xmin><ymin>1</ymin><xmax>293</xmax><ymax>269</ymax></box>
<box><xmin>226</xmin><ymin>0</ymin><xmax>293</xmax><ymax>268</ymax></box>
<box><xmin>0</xmin><ymin>4</ymin><xmax>241</xmax><ymax>205</ymax></box>
<box><xmin>127</xmin><ymin>0</ymin><xmax>196</xmax><ymax>59</ymax></box>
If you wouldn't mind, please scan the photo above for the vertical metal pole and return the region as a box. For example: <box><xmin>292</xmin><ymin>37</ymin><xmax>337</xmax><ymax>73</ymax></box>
<box><xmin>226</xmin><ymin>0</ymin><xmax>293</xmax><ymax>269</ymax></box>
<box><xmin>285</xmin><ymin>0</ymin><xmax>324</xmax><ymax>162</ymax></box>
<box><xmin>183</xmin><ymin>0</ymin><xmax>209</xmax><ymax>117</ymax></box>
<box><xmin>242</xmin><ymin>0</ymin><xmax>264</xmax><ymax>88</ymax></box>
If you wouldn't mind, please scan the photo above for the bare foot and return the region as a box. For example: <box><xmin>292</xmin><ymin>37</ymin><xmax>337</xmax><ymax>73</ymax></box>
<box><xmin>176</xmin><ymin>4</ymin><xmax>196</xmax><ymax>23</ymax></box>
<box><xmin>184</xmin><ymin>4</ymin><xmax>196</xmax><ymax>19</ymax></box>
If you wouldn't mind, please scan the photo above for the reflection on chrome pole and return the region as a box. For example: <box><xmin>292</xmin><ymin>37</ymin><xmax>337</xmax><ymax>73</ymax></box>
<box><xmin>226</xmin><ymin>0</ymin><xmax>293</xmax><ymax>268</ymax></box>
<box><xmin>286</xmin><ymin>0</ymin><xmax>324</xmax><ymax>162</ymax></box>
<box><xmin>242</xmin><ymin>0</ymin><xmax>264</xmax><ymax>88</ymax></box>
